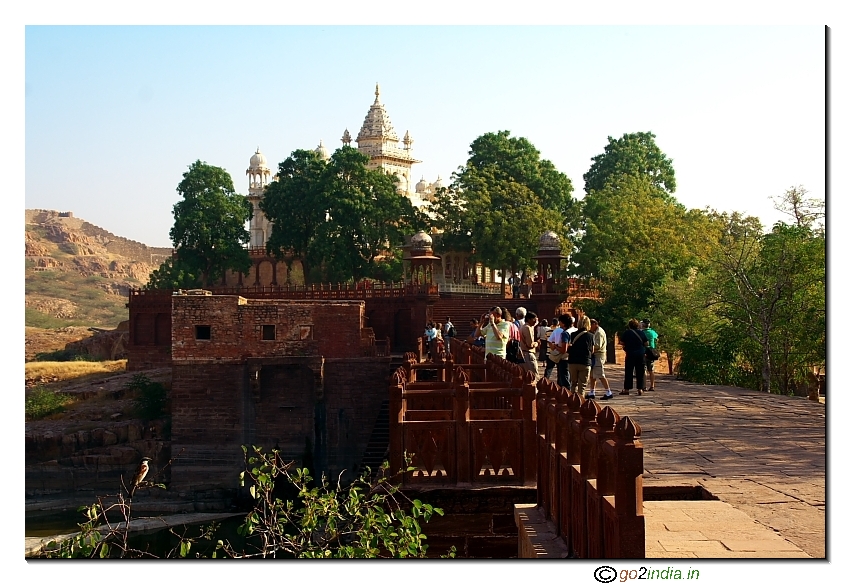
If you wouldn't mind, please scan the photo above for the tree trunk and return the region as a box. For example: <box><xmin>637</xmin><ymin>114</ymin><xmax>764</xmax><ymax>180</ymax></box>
<box><xmin>760</xmin><ymin>340</ymin><xmax>772</xmax><ymax>393</ymax></box>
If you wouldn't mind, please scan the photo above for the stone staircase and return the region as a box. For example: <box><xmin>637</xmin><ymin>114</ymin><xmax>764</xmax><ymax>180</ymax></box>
<box><xmin>357</xmin><ymin>399</ymin><xmax>391</xmax><ymax>481</ymax></box>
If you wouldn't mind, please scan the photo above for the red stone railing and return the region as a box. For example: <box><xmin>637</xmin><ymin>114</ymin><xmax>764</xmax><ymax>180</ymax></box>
<box><xmin>360</xmin><ymin>327</ymin><xmax>391</xmax><ymax>357</ymax></box>
<box><xmin>536</xmin><ymin>378</ymin><xmax>645</xmax><ymax>558</ymax></box>
<box><xmin>390</xmin><ymin>339</ymin><xmax>646</xmax><ymax>558</ymax></box>
<box><xmin>129</xmin><ymin>281</ymin><xmax>441</xmax><ymax>301</ymax></box>
<box><xmin>389</xmin><ymin>347</ymin><xmax>537</xmax><ymax>487</ymax></box>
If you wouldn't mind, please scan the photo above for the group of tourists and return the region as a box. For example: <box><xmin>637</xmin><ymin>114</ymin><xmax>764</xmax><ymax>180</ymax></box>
<box><xmin>465</xmin><ymin>307</ymin><xmax>660</xmax><ymax>399</ymax></box>
<box><xmin>423</xmin><ymin>318</ymin><xmax>458</xmax><ymax>361</ymax></box>
<box><xmin>619</xmin><ymin>318</ymin><xmax>658</xmax><ymax>395</ymax></box>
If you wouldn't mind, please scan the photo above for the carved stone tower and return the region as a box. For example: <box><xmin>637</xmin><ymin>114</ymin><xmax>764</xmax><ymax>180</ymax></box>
<box><xmin>246</xmin><ymin>147</ymin><xmax>272</xmax><ymax>248</ymax></box>
<box><xmin>354</xmin><ymin>83</ymin><xmax>420</xmax><ymax>198</ymax></box>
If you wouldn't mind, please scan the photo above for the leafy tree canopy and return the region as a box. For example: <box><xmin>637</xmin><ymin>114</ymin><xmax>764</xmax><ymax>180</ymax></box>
<box><xmin>148</xmin><ymin>160</ymin><xmax>252</xmax><ymax>289</ymax></box>
<box><xmin>583</xmin><ymin>131</ymin><xmax>677</xmax><ymax>197</ymax></box>
<box><xmin>570</xmin><ymin>174</ymin><xmax>709</xmax><ymax>332</ymax></box>
<box><xmin>261</xmin><ymin>146</ymin><xmax>426</xmax><ymax>283</ymax></box>
<box><xmin>695</xmin><ymin>210</ymin><xmax>825</xmax><ymax>391</ymax></box>
<box><xmin>430</xmin><ymin>131</ymin><xmax>574</xmax><ymax>276</ymax></box>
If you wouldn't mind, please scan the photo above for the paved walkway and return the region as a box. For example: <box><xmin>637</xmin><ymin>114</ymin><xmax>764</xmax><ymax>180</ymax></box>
<box><xmin>572</xmin><ymin>365</ymin><xmax>826</xmax><ymax>558</ymax></box>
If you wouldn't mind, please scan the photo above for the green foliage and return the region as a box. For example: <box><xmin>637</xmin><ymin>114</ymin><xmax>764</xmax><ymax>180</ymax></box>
<box><xmin>570</xmin><ymin>173</ymin><xmax>706</xmax><ymax>335</ymax></box>
<box><xmin>126</xmin><ymin>373</ymin><xmax>168</xmax><ymax>420</ymax></box>
<box><xmin>676</xmin><ymin>331</ymin><xmax>759</xmax><ymax>389</ymax></box>
<box><xmin>262</xmin><ymin>146</ymin><xmax>426</xmax><ymax>284</ymax></box>
<box><xmin>694</xmin><ymin>209</ymin><xmax>825</xmax><ymax>392</ymax></box>
<box><xmin>41</xmin><ymin>504</ymin><xmax>108</xmax><ymax>558</ymax></box>
<box><xmin>367</xmin><ymin>249</ymin><xmax>405</xmax><ymax>283</ymax></box>
<box><xmin>147</xmin><ymin>257</ymin><xmax>203</xmax><ymax>290</ymax></box>
<box><xmin>221</xmin><ymin>446</ymin><xmax>451</xmax><ymax>558</ymax></box>
<box><xmin>430</xmin><ymin>130</ymin><xmax>573</xmax><ymax>275</ymax></box>
<box><xmin>583</xmin><ymin>131</ymin><xmax>677</xmax><ymax>196</ymax></box>
<box><xmin>33</xmin><ymin>348</ymin><xmax>77</xmax><ymax>362</ymax></box>
<box><xmin>26</xmin><ymin>387</ymin><xmax>74</xmax><ymax>420</ymax></box>
<box><xmin>148</xmin><ymin>160</ymin><xmax>252</xmax><ymax>288</ymax></box>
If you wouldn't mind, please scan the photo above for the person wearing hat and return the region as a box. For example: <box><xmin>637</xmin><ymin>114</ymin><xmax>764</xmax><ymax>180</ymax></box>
<box><xmin>641</xmin><ymin>319</ymin><xmax>659</xmax><ymax>391</ymax></box>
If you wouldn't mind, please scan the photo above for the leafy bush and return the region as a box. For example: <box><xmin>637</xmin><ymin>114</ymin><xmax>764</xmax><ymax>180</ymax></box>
<box><xmin>223</xmin><ymin>447</ymin><xmax>452</xmax><ymax>558</ymax></box>
<box><xmin>126</xmin><ymin>374</ymin><xmax>168</xmax><ymax>420</ymax></box>
<box><xmin>677</xmin><ymin>334</ymin><xmax>759</xmax><ymax>390</ymax></box>
<box><xmin>26</xmin><ymin>387</ymin><xmax>73</xmax><ymax>420</ymax></box>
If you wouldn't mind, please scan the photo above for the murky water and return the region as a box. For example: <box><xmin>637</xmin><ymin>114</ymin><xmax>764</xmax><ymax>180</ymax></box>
<box><xmin>26</xmin><ymin>510</ymin><xmax>253</xmax><ymax>557</ymax></box>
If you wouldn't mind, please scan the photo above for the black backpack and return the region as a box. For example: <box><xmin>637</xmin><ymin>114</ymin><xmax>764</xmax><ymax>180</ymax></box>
<box><xmin>506</xmin><ymin>339</ymin><xmax>524</xmax><ymax>364</ymax></box>
<box><xmin>445</xmin><ymin>323</ymin><xmax>456</xmax><ymax>337</ymax></box>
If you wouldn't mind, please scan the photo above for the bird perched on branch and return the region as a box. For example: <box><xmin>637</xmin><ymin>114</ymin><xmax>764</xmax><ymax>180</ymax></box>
<box><xmin>129</xmin><ymin>457</ymin><xmax>152</xmax><ymax>498</ymax></box>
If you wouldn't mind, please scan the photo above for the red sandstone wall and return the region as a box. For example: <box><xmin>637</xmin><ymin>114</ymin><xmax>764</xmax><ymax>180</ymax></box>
<box><xmin>322</xmin><ymin>358</ymin><xmax>390</xmax><ymax>475</ymax></box>
<box><xmin>170</xmin><ymin>357</ymin><xmax>389</xmax><ymax>492</ymax></box>
<box><xmin>171</xmin><ymin>296</ymin><xmax>365</xmax><ymax>361</ymax></box>
<box><xmin>127</xmin><ymin>293</ymin><xmax>172</xmax><ymax>371</ymax></box>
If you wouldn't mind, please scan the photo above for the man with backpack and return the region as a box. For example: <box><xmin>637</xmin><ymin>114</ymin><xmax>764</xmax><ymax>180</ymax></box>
<box><xmin>642</xmin><ymin>319</ymin><xmax>659</xmax><ymax>391</ymax></box>
<box><xmin>443</xmin><ymin>316</ymin><xmax>456</xmax><ymax>352</ymax></box>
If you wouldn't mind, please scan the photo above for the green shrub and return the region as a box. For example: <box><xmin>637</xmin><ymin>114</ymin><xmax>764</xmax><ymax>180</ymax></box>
<box><xmin>26</xmin><ymin>387</ymin><xmax>73</xmax><ymax>420</ymax></box>
<box><xmin>677</xmin><ymin>334</ymin><xmax>759</xmax><ymax>389</ymax></box>
<box><xmin>127</xmin><ymin>374</ymin><xmax>168</xmax><ymax>420</ymax></box>
<box><xmin>34</xmin><ymin>348</ymin><xmax>76</xmax><ymax>362</ymax></box>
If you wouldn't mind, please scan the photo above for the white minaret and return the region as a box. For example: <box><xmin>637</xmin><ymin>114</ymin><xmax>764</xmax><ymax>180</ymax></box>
<box><xmin>246</xmin><ymin>147</ymin><xmax>272</xmax><ymax>248</ymax></box>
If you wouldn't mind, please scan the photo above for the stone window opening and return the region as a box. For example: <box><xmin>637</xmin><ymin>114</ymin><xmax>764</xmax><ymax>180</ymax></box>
<box><xmin>195</xmin><ymin>325</ymin><xmax>211</xmax><ymax>340</ymax></box>
<box><xmin>262</xmin><ymin>325</ymin><xmax>276</xmax><ymax>341</ymax></box>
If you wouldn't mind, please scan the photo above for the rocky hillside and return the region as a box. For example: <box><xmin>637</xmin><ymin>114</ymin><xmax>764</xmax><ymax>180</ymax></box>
<box><xmin>25</xmin><ymin>210</ymin><xmax>173</xmax><ymax>358</ymax></box>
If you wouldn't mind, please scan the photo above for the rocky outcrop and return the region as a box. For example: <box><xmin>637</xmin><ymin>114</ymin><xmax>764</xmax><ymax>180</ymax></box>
<box><xmin>25</xmin><ymin>209</ymin><xmax>172</xmax><ymax>288</ymax></box>
<box><xmin>65</xmin><ymin>328</ymin><xmax>128</xmax><ymax>360</ymax></box>
<box><xmin>25</xmin><ymin>210</ymin><xmax>172</xmax><ymax>337</ymax></box>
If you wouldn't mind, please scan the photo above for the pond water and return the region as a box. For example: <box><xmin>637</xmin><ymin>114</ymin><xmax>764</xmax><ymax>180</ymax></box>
<box><xmin>27</xmin><ymin>510</ymin><xmax>259</xmax><ymax>558</ymax></box>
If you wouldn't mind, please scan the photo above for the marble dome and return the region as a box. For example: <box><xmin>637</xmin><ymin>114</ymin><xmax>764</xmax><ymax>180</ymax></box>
<box><xmin>315</xmin><ymin>140</ymin><xmax>330</xmax><ymax>161</ymax></box>
<box><xmin>538</xmin><ymin>230</ymin><xmax>561</xmax><ymax>251</ymax></box>
<box><xmin>249</xmin><ymin>148</ymin><xmax>267</xmax><ymax>168</ymax></box>
<box><xmin>410</xmin><ymin>231</ymin><xmax>433</xmax><ymax>250</ymax></box>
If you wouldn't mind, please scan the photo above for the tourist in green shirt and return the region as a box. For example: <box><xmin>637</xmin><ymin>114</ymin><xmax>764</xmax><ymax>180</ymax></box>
<box><xmin>641</xmin><ymin>318</ymin><xmax>659</xmax><ymax>391</ymax></box>
<box><xmin>476</xmin><ymin>306</ymin><xmax>512</xmax><ymax>358</ymax></box>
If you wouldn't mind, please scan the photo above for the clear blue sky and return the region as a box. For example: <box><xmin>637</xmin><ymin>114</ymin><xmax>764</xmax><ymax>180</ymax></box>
<box><xmin>23</xmin><ymin>23</ymin><xmax>825</xmax><ymax>247</ymax></box>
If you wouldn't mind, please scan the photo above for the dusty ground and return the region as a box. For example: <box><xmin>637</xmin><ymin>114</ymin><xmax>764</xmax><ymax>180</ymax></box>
<box><xmin>25</xmin><ymin>326</ymin><xmax>93</xmax><ymax>362</ymax></box>
<box><xmin>25</xmin><ymin>367</ymin><xmax>172</xmax><ymax>434</ymax></box>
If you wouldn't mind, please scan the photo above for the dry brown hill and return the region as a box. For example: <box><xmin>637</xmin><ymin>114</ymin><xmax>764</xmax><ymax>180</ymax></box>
<box><xmin>25</xmin><ymin>210</ymin><xmax>172</xmax><ymax>359</ymax></box>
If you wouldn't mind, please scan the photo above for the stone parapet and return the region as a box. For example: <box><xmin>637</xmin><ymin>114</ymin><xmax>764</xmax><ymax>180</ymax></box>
<box><xmin>514</xmin><ymin>503</ymin><xmax>569</xmax><ymax>558</ymax></box>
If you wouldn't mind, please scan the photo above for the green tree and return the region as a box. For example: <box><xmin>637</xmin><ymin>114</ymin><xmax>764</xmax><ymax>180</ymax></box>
<box><xmin>699</xmin><ymin>210</ymin><xmax>825</xmax><ymax>392</ymax></box>
<box><xmin>570</xmin><ymin>174</ymin><xmax>706</xmax><ymax>336</ymax></box>
<box><xmin>583</xmin><ymin>131</ymin><xmax>676</xmax><ymax>197</ymax></box>
<box><xmin>263</xmin><ymin>146</ymin><xmax>424</xmax><ymax>283</ymax></box>
<box><xmin>148</xmin><ymin>161</ymin><xmax>252</xmax><ymax>288</ymax></box>
<box><xmin>260</xmin><ymin>149</ymin><xmax>328</xmax><ymax>280</ymax></box>
<box><xmin>430</xmin><ymin>131</ymin><xmax>574</xmax><ymax>286</ymax></box>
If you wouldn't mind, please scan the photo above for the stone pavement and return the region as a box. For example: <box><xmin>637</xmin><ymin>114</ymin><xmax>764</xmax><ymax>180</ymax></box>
<box><xmin>577</xmin><ymin>365</ymin><xmax>826</xmax><ymax>558</ymax></box>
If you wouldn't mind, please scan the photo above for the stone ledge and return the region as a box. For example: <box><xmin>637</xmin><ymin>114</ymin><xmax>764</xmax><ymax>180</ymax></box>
<box><xmin>514</xmin><ymin>503</ymin><xmax>569</xmax><ymax>558</ymax></box>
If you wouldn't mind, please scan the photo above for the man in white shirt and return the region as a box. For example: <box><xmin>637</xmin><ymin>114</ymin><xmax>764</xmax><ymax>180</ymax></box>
<box><xmin>547</xmin><ymin>314</ymin><xmax>576</xmax><ymax>388</ymax></box>
<box><xmin>589</xmin><ymin>319</ymin><xmax>614</xmax><ymax>400</ymax></box>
